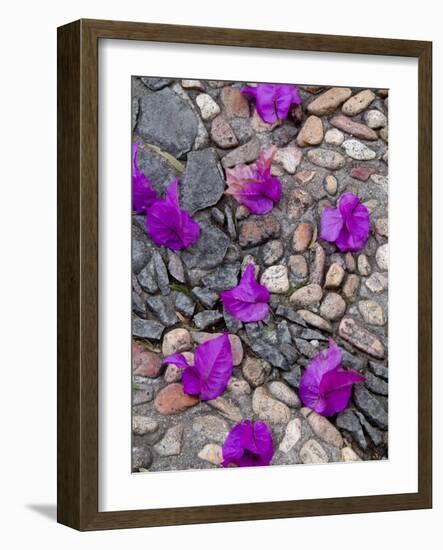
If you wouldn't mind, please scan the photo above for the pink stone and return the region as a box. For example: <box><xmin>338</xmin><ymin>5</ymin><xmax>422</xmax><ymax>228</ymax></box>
<box><xmin>154</xmin><ymin>383</ymin><xmax>199</xmax><ymax>415</ymax></box>
<box><xmin>330</xmin><ymin>115</ymin><xmax>378</xmax><ymax>141</ymax></box>
<box><xmin>220</xmin><ymin>87</ymin><xmax>250</xmax><ymax>118</ymax></box>
<box><xmin>132</xmin><ymin>341</ymin><xmax>162</xmax><ymax>378</ymax></box>
<box><xmin>350</xmin><ymin>167</ymin><xmax>375</xmax><ymax>181</ymax></box>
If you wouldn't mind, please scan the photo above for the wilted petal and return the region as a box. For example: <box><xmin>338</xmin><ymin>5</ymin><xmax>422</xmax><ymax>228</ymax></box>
<box><xmin>241</xmin><ymin>83</ymin><xmax>301</xmax><ymax>124</ymax></box>
<box><xmin>222</xmin><ymin>420</ymin><xmax>274</xmax><ymax>467</ymax></box>
<box><xmin>299</xmin><ymin>339</ymin><xmax>364</xmax><ymax>416</ymax></box>
<box><xmin>194</xmin><ymin>333</ymin><xmax>233</xmax><ymax>401</ymax></box>
<box><xmin>162</xmin><ymin>353</ymin><xmax>190</xmax><ymax>370</ymax></box>
<box><xmin>182</xmin><ymin>367</ymin><xmax>202</xmax><ymax>396</ymax></box>
<box><xmin>320</xmin><ymin>193</ymin><xmax>370</xmax><ymax>253</ymax></box>
<box><xmin>132</xmin><ymin>142</ymin><xmax>158</xmax><ymax>213</ymax></box>
<box><xmin>225</xmin><ymin>147</ymin><xmax>282</xmax><ymax>215</ymax></box>
<box><xmin>320</xmin><ymin>207</ymin><xmax>344</xmax><ymax>242</ymax></box>
<box><xmin>220</xmin><ymin>264</ymin><xmax>270</xmax><ymax>322</ymax></box>
<box><xmin>146</xmin><ymin>180</ymin><xmax>200</xmax><ymax>250</ymax></box>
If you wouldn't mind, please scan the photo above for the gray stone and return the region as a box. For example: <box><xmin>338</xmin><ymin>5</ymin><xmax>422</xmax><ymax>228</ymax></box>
<box><xmin>192</xmin><ymin>287</ymin><xmax>219</xmax><ymax>308</ymax></box>
<box><xmin>192</xmin><ymin>415</ymin><xmax>229</xmax><ymax>443</ymax></box>
<box><xmin>152</xmin><ymin>252</ymin><xmax>170</xmax><ymax>295</ymax></box>
<box><xmin>353</xmin><ymin>385</ymin><xmax>388</xmax><ymax>429</ymax></box>
<box><xmin>277</xmin><ymin>320</ymin><xmax>292</xmax><ymax>345</ymax></box>
<box><xmin>242</xmin><ymin>357</ymin><xmax>272</xmax><ymax>387</ymax></box>
<box><xmin>365</xmin><ymin>371</ymin><xmax>389</xmax><ymax>396</ymax></box>
<box><xmin>369</xmin><ymin>361</ymin><xmax>388</xmax><ymax>380</ymax></box>
<box><xmin>298</xmin><ymin>310</ymin><xmax>332</xmax><ymax>332</ymax></box>
<box><xmin>132</xmin><ymin>317</ymin><xmax>164</xmax><ymax>340</ymax></box>
<box><xmin>132</xmin><ymin>445</ymin><xmax>153</xmax><ymax>470</ymax></box>
<box><xmin>140</xmin><ymin>77</ymin><xmax>173</xmax><ymax>90</ymax></box>
<box><xmin>261</xmin><ymin>240</ymin><xmax>284</xmax><ymax>266</ymax></box>
<box><xmin>207</xmin><ymin>396</ymin><xmax>242</xmax><ymax>422</ymax></box>
<box><xmin>137</xmin><ymin>262</ymin><xmax>158</xmax><ymax>294</ymax></box>
<box><xmin>181</xmin><ymin>148</ymin><xmax>225</xmax><ymax>213</ymax></box>
<box><xmin>223</xmin><ymin>307</ymin><xmax>243</xmax><ymax>333</ymax></box>
<box><xmin>320</xmin><ymin>292</ymin><xmax>346</xmax><ymax>321</ymax></box>
<box><xmin>167</xmin><ymin>250</ymin><xmax>186</xmax><ymax>283</ymax></box>
<box><xmin>154</xmin><ymin>424</ymin><xmax>184</xmax><ymax>456</ymax></box>
<box><xmin>355</xmin><ymin>411</ymin><xmax>384</xmax><ymax>446</ymax></box>
<box><xmin>290</xmin><ymin>284</ymin><xmax>323</xmax><ymax>307</ymax></box>
<box><xmin>376</xmin><ymin>244</ymin><xmax>389</xmax><ymax>270</ymax></box>
<box><xmin>342</xmin><ymin>139</ymin><xmax>376</xmax><ymax>160</ymax></box>
<box><xmin>260</xmin><ymin>265</ymin><xmax>290</xmax><ymax>294</ymax></box>
<box><xmin>283</xmin><ymin>366</ymin><xmax>302</xmax><ymax>389</ymax></box>
<box><xmin>267</xmin><ymin>381</ymin><xmax>301</xmax><ymax>407</ymax></box>
<box><xmin>136</xmin><ymin>87</ymin><xmax>198</xmax><ymax>157</ymax></box>
<box><xmin>306</xmin><ymin>411</ymin><xmax>343</xmax><ymax>447</ymax></box>
<box><xmin>132</xmin><ymin>239</ymin><xmax>152</xmax><ymax>274</ymax></box>
<box><xmin>275</xmin><ymin>305</ymin><xmax>308</xmax><ymax>326</ymax></box>
<box><xmin>280</xmin><ymin>343</ymin><xmax>299</xmax><ymax>364</ymax></box>
<box><xmin>252</xmin><ymin>386</ymin><xmax>291</xmax><ymax>423</ymax></box>
<box><xmin>279</xmin><ymin>418</ymin><xmax>302</xmax><ymax>453</ymax></box>
<box><xmin>136</xmin><ymin>145</ymin><xmax>181</xmax><ymax>195</ymax></box>
<box><xmin>341</xmin><ymin>349</ymin><xmax>367</xmax><ymax>372</ymax></box>
<box><xmin>132</xmin><ymin>416</ymin><xmax>159</xmax><ymax>435</ymax></box>
<box><xmin>307</xmin><ymin>148</ymin><xmax>345</xmax><ymax>170</ymax></box>
<box><xmin>181</xmin><ymin>221</ymin><xmax>230</xmax><ymax>269</ymax></box>
<box><xmin>224</xmin><ymin>206</ymin><xmax>237</xmax><ymax>239</ymax></box>
<box><xmin>193</xmin><ymin>310</ymin><xmax>223</xmax><ymax>329</ymax></box>
<box><xmin>364</xmin><ymin>109</ymin><xmax>387</xmax><ymax>129</ymax></box>
<box><xmin>174</xmin><ymin>293</ymin><xmax>195</xmax><ymax>317</ymax></box>
<box><xmin>336</xmin><ymin>409</ymin><xmax>367</xmax><ymax>450</ymax></box>
<box><xmin>201</xmin><ymin>263</ymin><xmax>240</xmax><ymax>291</ymax></box>
<box><xmin>221</xmin><ymin>138</ymin><xmax>261</xmax><ymax>168</ymax></box>
<box><xmin>249</xmin><ymin>340</ymin><xmax>289</xmax><ymax>370</ymax></box>
<box><xmin>294</xmin><ymin>338</ymin><xmax>320</xmax><ymax>359</ymax></box>
<box><xmin>299</xmin><ymin>328</ymin><xmax>329</xmax><ymax>341</ymax></box>
<box><xmin>211</xmin><ymin>207</ymin><xmax>225</xmax><ymax>225</ymax></box>
<box><xmin>146</xmin><ymin>295</ymin><xmax>178</xmax><ymax>327</ymax></box>
<box><xmin>358</xmin><ymin>300</ymin><xmax>386</xmax><ymax>326</ymax></box>
<box><xmin>300</xmin><ymin>439</ymin><xmax>329</xmax><ymax>464</ymax></box>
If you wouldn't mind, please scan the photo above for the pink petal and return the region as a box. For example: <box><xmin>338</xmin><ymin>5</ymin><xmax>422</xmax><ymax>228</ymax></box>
<box><xmin>182</xmin><ymin>367</ymin><xmax>202</xmax><ymax>396</ymax></box>
<box><xmin>220</xmin><ymin>264</ymin><xmax>270</xmax><ymax>322</ymax></box>
<box><xmin>255</xmin><ymin>84</ymin><xmax>279</xmax><ymax>124</ymax></box>
<box><xmin>319</xmin><ymin>367</ymin><xmax>365</xmax><ymax>416</ymax></box>
<box><xmin>193</xmin><ymin>333</ymin><xmax>233</xmax><ymax>401</ymax></box>
<box><xmin>161</xmin><ymin>353</ymin><xmax>190</xmax><ymax>370</ymax></box>
<box><xmin>275</xmin><ymin>84</ymin><xmax>301</xmax><ymax>120</ymax></box>
<box><xmin>222</xmin><ymin>420</ymin><xmax>274</xmax><ymax>467</ymax></box>
<box><xmin>320</xmin><ymin>208</ymin><xmax>344</xmax><ymax>242</ymax></box>
<box><xmin>132</xmin><ymin>142</ymin><xmax>158</xmax><ymax>213</ymax></box>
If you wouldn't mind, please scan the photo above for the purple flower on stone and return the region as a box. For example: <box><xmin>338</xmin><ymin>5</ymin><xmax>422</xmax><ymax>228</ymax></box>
<box><xmin>145</xmin><ymin>179</ymin><xmax>200</xmax><ymax>250</ymax></box>
<box><xmin>132</xmin><ymin>141</ymin><xmax>158</xmax><ymax>214</ymax></box>
<box><xmin>241</xmin><ymin>83</ymin><xmax>302</xmax><ymax>124</ymax></box>
<box><xmin>220</xmin><ymin>264</ymin><xmax>270</xmax><ymax>322</ymax></box>
<box><xmin>320</xmin><ymin>192</ymin><xmax>370</xmax><ymax>253</ymax></box>
<box><xmin>225</xmin><ymin>146</ymin><xmax>282</xmax><ymax>215</ymax></box>
<box><xmin>222</xmin><ymin>420</ymin><xmax>274</xmax><ymax>467</ymax></box>
<box><xmin>299</xmin><ymin>339</ymin><xmax>365</xmax><ymax>417</ymax></box>
<box><xmin>162</xmin><ymin>333</ymin><xmax>233</xmax><ymax>401</ymax></box>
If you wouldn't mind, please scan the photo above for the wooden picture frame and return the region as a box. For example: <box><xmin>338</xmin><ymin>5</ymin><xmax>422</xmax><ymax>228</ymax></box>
<box><xmin>57</xmin><ymin>18</ymin><xmax>432</xmax><ymax>531</ymax></box>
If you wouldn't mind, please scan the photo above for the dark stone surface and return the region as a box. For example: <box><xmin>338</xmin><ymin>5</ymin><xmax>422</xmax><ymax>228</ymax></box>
<box><xmin>365</xmin><ymin>371</ymin><xmax>388</xmax><ymax>396</ymax></box>
<box><xmin>275</xmin><ymin>305</ymin><xmax>307</xmax><ymax>327</ymax></box>
<box><xmin>132</xmin><ymin>445</ymin><xmax>153</xmax><ymax>471</ymax></box>
<box><xmin>181</xmin><ymin>148</ymin><xmax>225</xmax><ymax>213</ymax></box>
<box><xmin>201</xmin><ymin>263</ymin><xmax>240</xmax><ymax>291</ymax></box>
<box><xmin>294</xmin><ymin>338</ymin><xmax>320</xmax><ymax>359</ymax></box>
<box><xmin>152</xmin><ymin>252</ymin><xmax>170</xmax><ymax>295</ymax></box>
<box><xmin>341</xmin><ymin>348</ymin><xmax>367</xmax><ymax>372</ymax></box>
<box><xmin>132</xmin><ymin>317</ymin><xmax>165</xmax><ymax>340</ymax></box>
<box><xmin>137</xmin><ymin>262</ymin><xmax>158</xmax><ymax>294</ymax></box>
<box><xmin>146</xmin><ymin>295</ymin><xmax>178</xmax><ymax>327</ymax></box>
<box><xmin>137</xmin><ymin>145</ymin><xmax>180</xmax><ymax>195</ymax></box>
<box><xmin>223</xmin><ymin>307</ymin><xmax>243</xmax><ymax>333</ymax></box>
<box><xmin>136</xmin><ymin>87</ymin><xmax>198</xmax><ymax>157</ymax></box>
<box><xmin>336</xmin><ymin>409</ymin><xmax>367</xmax><ymax>450</ymax></box>
<box><xmin>193</xmin><ymin>310</ymin><xmax>224</xmax><ymax>330</ymax></box>
<box><xmin>355</xmin><ymin>411</ymin><xmax>384</xmax><ymax>446</ymax></box>
<box><xmin>132</xmin><ymin>239</ymin><xmax>151</xmax><ymax>274</ymax></box>
<box><xmin>353</xmin><ymin>385</ymin><xmax>388</xmax><ymax>429</ymax></box>
<box><xmin>249</xmin><ymin>340</ymin><xmax>289</xmax><ymax>370</ymax></box>
<box><xmin>191</xmin><ymin>287</ymin><xmax>219</xmax><ymax>308</ymax></box>
<box><xmin>181</xmin><ymin>221</ymin><xmax>230</xmax><ymax>270</ymax></box>
<box><xmin>282</xmin><ymin>366</ymin><xmax>302</xmax><ymax>389</ymax></box>
<box><xmin>369</xmin><ymin>361</ymin><xmax>389</xmax><ymax>380</ymax></box>
<box><xmin>174</xmin><ymin>292</ymin><xmax>195</xmax><ymax>318</ymax></box>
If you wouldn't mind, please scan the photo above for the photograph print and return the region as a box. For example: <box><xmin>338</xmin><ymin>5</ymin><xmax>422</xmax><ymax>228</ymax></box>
<box><xmin>131</xmin><ymin>76</ymin><xmax>388</xmax><ymax>473</ymax></box>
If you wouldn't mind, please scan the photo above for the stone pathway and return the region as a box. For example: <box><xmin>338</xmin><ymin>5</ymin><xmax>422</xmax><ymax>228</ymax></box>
<box><xmin>131</xmin><ymin>77</ymin><xmax>389</xmax><ymax>472</ymax></box>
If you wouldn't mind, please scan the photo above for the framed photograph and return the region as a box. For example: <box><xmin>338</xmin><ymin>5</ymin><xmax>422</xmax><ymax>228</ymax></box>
<box><xmin>57</xmin><ymin>19</ymin><xmax>432</xmax><ymax>530</ymax></box>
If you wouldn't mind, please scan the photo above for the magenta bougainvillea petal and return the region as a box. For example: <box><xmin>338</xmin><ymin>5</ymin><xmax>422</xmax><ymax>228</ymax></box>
<box><xmin>320</xmin><ymin>192</ymin><xmax>370</xmax><ymax>253</ymax></box>
<box><xmin>225</xmin><ymin>146</ymin><xmax>282</xmax><ymax>215</ymax></box>
<box><xmin>132</xmin><ymin>142</ymin><xmax>158</xmax><ymax>213</ymax></box>
<box><xmin>241</xmin><ymin>83</ymin><xmax>302</xmax><ymax>124</ymax></box>
<box><xmin>163</xmin><ymin>333</ymin><xmax>233</xmax><ymax>401</ymax></box>
<box><xmin>145</xmin><ymin>180</ymin><xmax>200</xmax><ymax>250</ymax></box>
<box><xmin>299</xmin><ymin>339</ymin><xmax>365</xmax><ymax>416</ymax></box>
<box><xmin>220</xmin><ymin>264</ymin><xmax>270</xmax><ymax>322</ymax></box>
<box><xmin>222</xmin><ymin>420</ymin><xmax>274</xmax><ymax>467</ymax></box>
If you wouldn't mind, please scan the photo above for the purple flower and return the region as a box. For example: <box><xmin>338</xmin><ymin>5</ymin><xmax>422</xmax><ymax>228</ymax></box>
<box><xmin>162</xmin><ymin>333</ymin><xmax>233</xmax><ymax>401</ymax></box>
<box><xmin>320</xmin><ymin>192</ymin><xmax>370</xmax><ymax>253</ymax></box>
<box><xmin>132</xmin><ymin>142</ymin><xmax>158</xmax><ymax>214</ymax></box>
<box><xmin>145</xmin><ymin>179</ymin><xmax>200</xmax><ymax>250</ymax></box>
<box><xmin>222</xmin><ymin>420</ymin><xmax>274</xmax><ymax>467</ymax></box>
<box><xmin>220</xmin><ymin>264</ymin><xmax>270</xmax><ymax>322</ymax></box>
<box><xmin>299</xmin><ymin>339</ymin><xmax>365</xmax><ymax>416</ymax></box>
<box><xmin>241</xmin><ymin>83</ymin><xmax>302</xmax><ymax>124</ymax></box>
<box><xmin>225</xmin><ymin>146</ymin><xmax>282</xmax><ymax>215</ymax></box>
